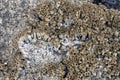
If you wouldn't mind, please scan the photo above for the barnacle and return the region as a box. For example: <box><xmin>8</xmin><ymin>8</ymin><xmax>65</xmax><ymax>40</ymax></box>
<box><xmin>9</xmin><ymin>0</ymin><xmax>120</xmax><ymax>80</ymax></box>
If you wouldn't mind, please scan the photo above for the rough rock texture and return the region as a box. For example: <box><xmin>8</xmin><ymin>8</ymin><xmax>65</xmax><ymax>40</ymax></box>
<box><xmin>0</xmin><ymin>0</ymin><xmax>120</xmax><ymax>80</ymax></box>
<box><xmin>93</xmin><ymin>0</ymin><xmax>120</xmax><ymax>10</ymax></box>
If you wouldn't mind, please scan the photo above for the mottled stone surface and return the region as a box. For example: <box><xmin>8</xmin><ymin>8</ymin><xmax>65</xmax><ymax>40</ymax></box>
<box><xmin>0</xmin><ymin>0</ymin><xmax>120</xmax><ymax>80</ymax></box>
<box><xmin>93</xmin><ymin>0</ymin><xmax>120</xmax><ymax>10</ymax></box>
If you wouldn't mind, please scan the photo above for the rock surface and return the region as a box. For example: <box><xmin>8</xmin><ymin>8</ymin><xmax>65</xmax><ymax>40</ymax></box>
<box><xmin>0</xmin><ymin>0</ymin><xmax>120</xmax><ymax>80</ymax></box>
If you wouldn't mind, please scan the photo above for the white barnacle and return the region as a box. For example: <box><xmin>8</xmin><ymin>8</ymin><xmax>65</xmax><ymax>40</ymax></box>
<box><xmin>18</xmin><ymin>32</ymin><xmax>62</xmax><ymax>68</ymax></box>
<box><xmin>59</xmin><ymin>34</ymin><xmax>72</xmax><ymax>47</ymax></box>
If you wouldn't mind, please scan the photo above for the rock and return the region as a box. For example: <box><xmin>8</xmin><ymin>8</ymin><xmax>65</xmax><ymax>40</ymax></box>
<box><xmin>0</xmin><ymin>0</ymin><xmax>120</xmax><ymax>80</ymax></box>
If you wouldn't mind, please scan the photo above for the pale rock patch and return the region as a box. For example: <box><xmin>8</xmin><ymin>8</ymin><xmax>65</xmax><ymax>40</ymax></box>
<box><xmin>18</xmin><ymin>33</ymin><xmax>62</xmax><ymax>68</ymax></box>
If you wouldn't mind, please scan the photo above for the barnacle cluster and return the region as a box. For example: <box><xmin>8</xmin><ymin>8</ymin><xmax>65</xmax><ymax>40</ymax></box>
<box><xmin>9</xmin><ymin>0</ymin><xmax>120</xmax><ymax>80</ymax></box>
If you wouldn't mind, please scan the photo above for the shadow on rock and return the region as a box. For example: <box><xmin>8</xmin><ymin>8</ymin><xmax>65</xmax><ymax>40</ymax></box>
<box><xmin>93</xmin><ymin>0</ymin><xmax>120</xmax><ymax>10</ymax></box>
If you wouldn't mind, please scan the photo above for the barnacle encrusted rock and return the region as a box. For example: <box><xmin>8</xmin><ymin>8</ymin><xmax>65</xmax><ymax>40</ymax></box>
<box><xmin>18</xmin><ymin>32</ymin><xmax>62</xmax><ymax>68</ymax></box>
<box><xmin>9</xmin><ymin>0</ymin><xmax>120</xmax><ymax>80</ymax></box>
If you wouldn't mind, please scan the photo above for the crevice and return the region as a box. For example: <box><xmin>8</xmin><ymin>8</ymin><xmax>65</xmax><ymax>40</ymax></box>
<box><xmin>63</xmin><ymin>66</ymin><xmax>69</xmax><ymax>78</ymax></box>
<box><xmin>93</xmin><ymin>0</ymin><xmax>102</xmax><ymax>5</ymax></box>
<box><xmin>61</xmin><ymin>61</ymin><xmax>69</xmax><ymax>78</ymax></box>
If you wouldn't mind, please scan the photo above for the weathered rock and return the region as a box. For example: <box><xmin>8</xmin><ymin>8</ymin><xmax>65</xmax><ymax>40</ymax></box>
<box><xmin>0</xmin><ymin>0</ymin><xmax>120</xmax><ymax>80</ymax></box>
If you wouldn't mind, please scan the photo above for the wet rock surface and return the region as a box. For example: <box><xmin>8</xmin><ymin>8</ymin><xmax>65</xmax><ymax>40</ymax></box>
<box><xmin>92</xmin><ymin>0</ymin><xmax>120</xmax><ymax>10</ymax></box>
<box><xmin>0</xmin><ymin>0</ymin><xmax>120</xmax><ymax>80</ymax></box>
